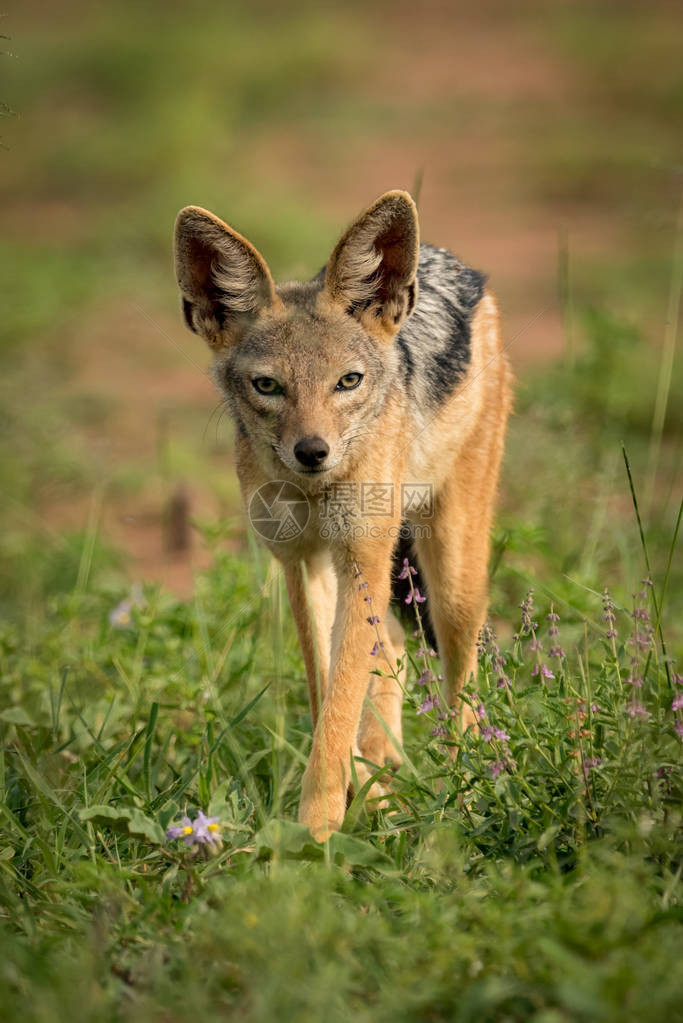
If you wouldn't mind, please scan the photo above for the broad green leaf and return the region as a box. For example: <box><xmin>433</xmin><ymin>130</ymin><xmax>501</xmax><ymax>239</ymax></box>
<box><xmin>0</xmin><ymin>708</ymin><xmax>36</xmax><ymax>727</ymax></box>
<box><xmin>126</xmin><ymin>808</ymin><xmax>165</xmax><ymax>845</ymax></box>
<box><xmin>253</xmin><ymin>819</ymin><xmax>323</xmax><ymax>860</ymax></box>
<box><xmin>79</xmin><ymin>805</ymin><xmax>132</xmax><ymax>824</ymax></box>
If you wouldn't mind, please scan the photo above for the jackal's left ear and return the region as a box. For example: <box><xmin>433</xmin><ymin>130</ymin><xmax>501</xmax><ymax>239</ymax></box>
<box><xmin>323</xmin><ymin>190</ymin><xmax>419</xmax><ymax>337</ymax></box>
<box><xmin>174</xmin><ymin>206</ymin><xmax>279</xmax><ymax>348</ymax></box>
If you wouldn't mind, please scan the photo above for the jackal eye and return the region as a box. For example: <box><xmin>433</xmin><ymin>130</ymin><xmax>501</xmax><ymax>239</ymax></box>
<box><xmin>335</xmin><ymin>372</ymin><xmax>363</xmax><ymax>391</ymax></box>
<box><xmin>252</xmin><ymin>376</ymin><xmax>283</xmax><ymax>396</ymax></box>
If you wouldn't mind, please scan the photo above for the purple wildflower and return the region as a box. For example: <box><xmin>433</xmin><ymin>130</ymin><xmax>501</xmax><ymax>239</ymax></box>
<box><xmin>672</xmin><ymin>693</ymin><xmax>683</xmax><ymax>711</ymax></box>
<box><xmin>417</xmin><ymin>693</ymin><xmax>439</xmax><ymax>715</ymax></box>
<box><xmin>546</xmin><ymin>605</ymin><xmax>562</xmax><ymax>650</ymax></box>
<box><xmin>624</xmin><ymin>588</ymin><xmax>655</xmax><ymax>698</ymax></box>
<box><xmin>398</xmin><ymin>557</ymin><xmax>417</xmax><ymax>580</ymax></box>
<box><xmin>477</xmin><ymin>623</ymin><xmax>495</xmax><ymax>659</ymax></box>
<box><xmin>166</xmin><ymin>815</ymin><xmax>194</xmax><ymax>844</ymax></box>
<box><xmin>581</xmin><ymin>756</ymin><xmax>601</xmax><ymax>779</ymax></box>
<box><xmin>369</xmin><ymin>641</ymin><xmax>384</xmax><ymax>656</ymax></box>
<box><xmin>366</xmin><ymin>615</ymin><xmax>380</xmax><ymax>626</ymax></box>
<box><xmin>546</xmin><ymin>609</ymin><xmax>560</xmax><ymax>623</ymax></box>
<box><xmin>417</xmin><ymin>668</ymin><xmax>433</xmax><ymax>686</ymax></box>
<box><xmin>480</xmin><ymin>725</ymin><xmax>509</xmax><ymax>743</ymax></box>
<box><xmin>516</xmin><ymin>590</ymin><xmax>538</xmax><ymax>638</ymax></box>
<box><xmin>109</xmin><ymin>582</ymin><xmax>145</xmax><ymax>629</ymax></box>
<box><xmin>532</xmin><ymin>663</ymin><xmax>555</xmax><ymax>680</ymax></box>
<box><xmin>490</xmin><ymin>759</ymin><xmax>509</xmax><ymax>779</ymax></box>
<box><xmin>629</xmin><ymin>588</ymin><xmax>654</xmax><ymax>652</ymax></box>
<box><xmin>166</xmin><ymin>812</ymin><xmax>222</xmax><ymax>847</ymax></box>
<box><xmin>477</xmin><ymin>622</ymin><xmax>511</xmax><ymax>689</ymax></box>
<box><xmin>602</xmin><ymin>589</ymin><xmax>618</xmax><ymax>641</ymax></box>
<box><xmin>627</xmin><ymin>701</ymin><xmax>650</xmax><ymax>719</ymax></box>
<box><xmin>192</xmin><ymin>811</ymin><xmax>222</xmax><ymax>846</ymax></box>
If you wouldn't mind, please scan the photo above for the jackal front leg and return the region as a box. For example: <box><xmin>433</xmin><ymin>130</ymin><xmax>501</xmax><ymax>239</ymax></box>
<box><xmin>283</xmin><ymin>553</ymin><xmax>337</xmax><ymax>727</ymax></box>
<box><xmin>298</xmin><ymin>542</ymin><xmax>393</xmax><ymax>840</ymax></box>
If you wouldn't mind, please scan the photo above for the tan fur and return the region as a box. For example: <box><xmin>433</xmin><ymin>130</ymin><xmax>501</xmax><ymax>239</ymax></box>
<box><xmin>173</xmin><ymin>191</ymin><xmax>511</xmax><ymax>840</ymax></box>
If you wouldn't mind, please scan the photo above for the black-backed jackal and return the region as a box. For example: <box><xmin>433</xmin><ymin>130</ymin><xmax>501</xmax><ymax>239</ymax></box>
<box><xmin>174</xmin><ymin>191</ymin><xmax>512</xmax><ymax>839</ymax></box>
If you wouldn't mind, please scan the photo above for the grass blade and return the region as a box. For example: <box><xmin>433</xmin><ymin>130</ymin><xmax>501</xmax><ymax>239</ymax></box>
<box><xmin>143</xmin><ymin>701</ymin><xmax>159</xmax><ymax>803</ymax></box>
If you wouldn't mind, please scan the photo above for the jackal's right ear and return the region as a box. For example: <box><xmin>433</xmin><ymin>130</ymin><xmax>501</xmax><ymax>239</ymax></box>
<box><xmin>174</xmin><ymin>206</ymin><xmax>279</xmax><ymax>348</ymax></box>
<box><xmin>323</xmin><ymin>190</ymin><xmax>419</xmax><ymax>339</ymax></box>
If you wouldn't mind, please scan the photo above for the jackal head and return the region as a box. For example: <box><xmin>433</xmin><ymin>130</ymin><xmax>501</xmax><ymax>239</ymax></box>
<box><xmin>174</xmin><ymin>191</ymin><xmax>419</xmax><ymax>484</ymax></box>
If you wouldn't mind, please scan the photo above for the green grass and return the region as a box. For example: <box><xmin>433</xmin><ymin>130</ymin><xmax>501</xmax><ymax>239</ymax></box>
<box><xmin>0</xmin><ymin>527</ymin><xmax>681</xmax><ymax>1021</ymax></box>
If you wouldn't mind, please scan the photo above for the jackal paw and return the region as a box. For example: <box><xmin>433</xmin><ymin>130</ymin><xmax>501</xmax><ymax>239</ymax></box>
<box><xmin>298</xmin><ymin>773</ymin><xmax>346</xmax><ymax>842</ymax></box>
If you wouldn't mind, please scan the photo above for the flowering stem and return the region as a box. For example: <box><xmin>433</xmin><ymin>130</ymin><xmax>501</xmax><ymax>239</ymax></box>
<box><xmin>352</xmin><ymin>560</ymin><xmax>397</xmax><ymax>681</ymax></box>
<box><xmin>622</xmin><ymin>445</ymin><xmax>671</xmax><ymax>685</ymax></box>
<box><xmin>399</xmin><ymin>558</ymin><xmax>444</xmax><ymax>721</ymax></box>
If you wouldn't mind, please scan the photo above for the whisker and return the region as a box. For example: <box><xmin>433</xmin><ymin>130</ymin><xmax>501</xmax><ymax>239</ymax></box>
<box><xmin>214</xmin><ymin>402</ymin><xmax>232</xmax><ymax>446</ymax></box>
<box><xmin>202</xmin><ymin>401</ymin><xmax>225</xmax><ymax>449</ymax></box>
<box><xmin>343</xmin><ymin>428</ymin><xmax>375</xmax><ymax>445</ymax></box>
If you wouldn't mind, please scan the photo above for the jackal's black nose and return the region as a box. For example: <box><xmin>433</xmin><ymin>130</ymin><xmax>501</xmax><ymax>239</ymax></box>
<box><xmin>294</xmin><ymin>436</ymin><xmax>329</xmax><ymax>468</ymax></box>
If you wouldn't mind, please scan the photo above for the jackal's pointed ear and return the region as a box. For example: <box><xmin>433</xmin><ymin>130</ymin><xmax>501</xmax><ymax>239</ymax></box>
<box><xmin>323</xmin><ymin>190</ymin><xmax>419</xmax><ymax>337</ymax></box>
<box><xmin>174</xmin><ymin>206</ymin><xmax>279</xmax><ymax>348</ymax></box>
